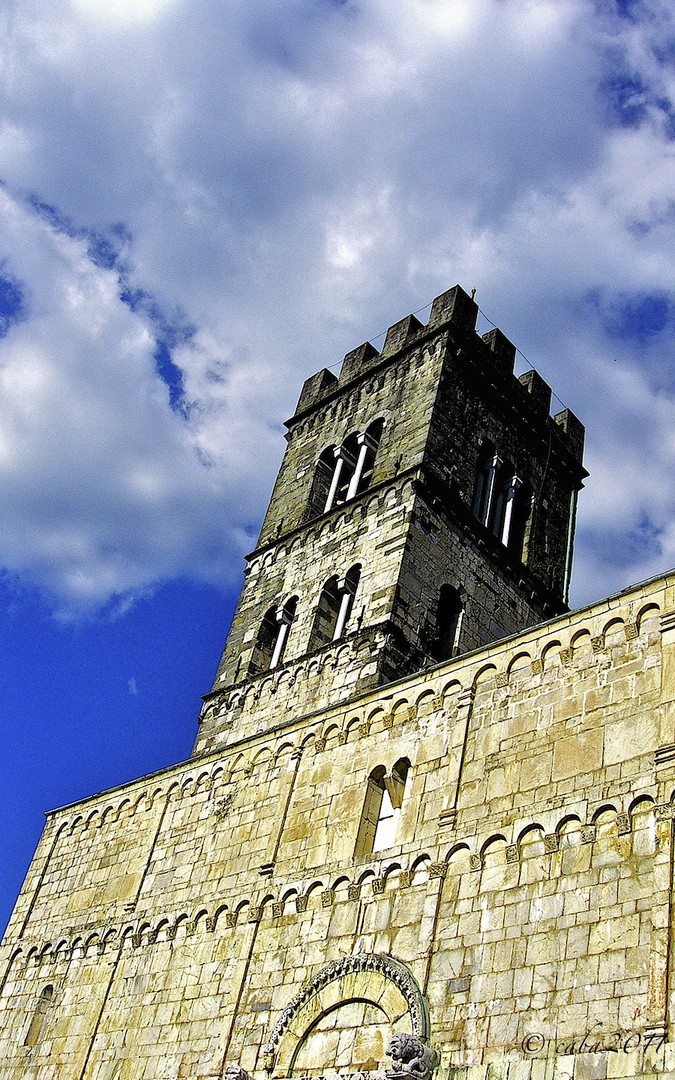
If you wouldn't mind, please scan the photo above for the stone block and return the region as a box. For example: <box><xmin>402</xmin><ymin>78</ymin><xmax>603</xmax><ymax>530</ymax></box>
<box><xmin>552</xmin><ymin>729</ymin><xmax>603</xmax><ymax>781</ymax></box>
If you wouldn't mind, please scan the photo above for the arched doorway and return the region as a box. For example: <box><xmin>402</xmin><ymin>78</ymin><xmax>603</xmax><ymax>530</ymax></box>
<box><xmin>291</xmin><ymin>998</ymin><xmax>393</xmax><ymax>1075</ymax></box>
<box><xmin>263</xmin><ymin>954</ymin><xmax>429</xmax><ymax>1077</ymax></box>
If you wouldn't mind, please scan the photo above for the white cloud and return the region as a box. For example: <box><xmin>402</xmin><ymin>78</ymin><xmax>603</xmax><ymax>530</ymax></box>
<box><xmin>0</xmin><ymin>0</ymin><xmax>673</xmax><ymax>613</ymax></box>
<box><xmin>71</xmin><ymin>0</ymin><xmax>179</xmax><ymax>23</ymax></box>
<box><xmin>0</xmin><ymin>187</ymin><xmax>241</xmax><ymax>614</ymax></box>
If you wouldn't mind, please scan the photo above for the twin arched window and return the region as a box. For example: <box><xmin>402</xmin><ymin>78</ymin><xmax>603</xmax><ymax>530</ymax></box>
<box><xmin>472</xmin><ymin>440</ymin><xmax>531</xmax><ymax>558</ymax></box>
<box><xmin>307</xmin><ymin>565</ymin><xmax>361</xmax><ymax>651</ymax></box>
<box><xmin>248</xmin><ymin>565</ymin><xmax>362</xmax><ymax>675</ymax></box>
<box><xmin>306</xmin><ymin>420</ymin><xmax>384</xmax><ymax>520</ymax></box>
<box><xmin>355</xmin><ymin>758</ymin><xmax>410</xmax><ymax>856</ymax></box>
<box><xmin>248</xmin><ymin>596</ymin><xmax>298</xmax><ymax>676</ymax></box>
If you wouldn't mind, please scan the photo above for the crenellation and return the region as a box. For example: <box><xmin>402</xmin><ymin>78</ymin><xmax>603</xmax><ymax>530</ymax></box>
<box><xmin>381</xmin><ymin>313</ymin><xmax>426</xmax><ymax>357</ymax></box>
<box><xmin>295</xmin><ymin>368</ymin><xmax>339</xmax><ymax>416</ymax></box>
<box><xmin>480</xmin><ymin>328</ymin><xmax>517</xmax><ymax>375</ymax></box>
<box><xmin>339</xmin><ymin>341</ymin><xmax>381</xmax><ymax>386</ymax></box>
<box><xmin>518</xmin><ymin>369</ymin><xmax>553</xmax><ymax>415</ymax></box>
<box><xmin>5</xmin><ymin>288</ymin><xmax>675</xmax><ymax>1080</ymax></box>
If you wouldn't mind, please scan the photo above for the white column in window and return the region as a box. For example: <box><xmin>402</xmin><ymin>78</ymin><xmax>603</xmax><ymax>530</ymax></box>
<box><xmin>333</xmin><ymin>575</ymin><xmax>357</xmax><ymax>640</ymax></box>
<box><xmin>500</xmin><ymin>475</ymin><xmax>522</xmax><ymax>546</ymax></box>
<box><xmin>324</xmin><ymin>447</ymin><xmax>351</xmax><ymax>512</ymax></box>
<box><xmin>483</xmin><ymin>455</ymin><xmax>502</xmax><ymax>526</ymax></box>
<box><xmin>270</xmin><ymin>608</ymin><xmax>293</xmax><ymax>669</ymax></box>
<box><xmin>453</xmin><ymin>606</ymin><xmax>465</xmax><ymax>655</ymax></box>
<box><xmin>563</xmin><ymin>488</ymin><xmax>579</xmax><ymax>605</ymax></box>
<box><xmin>345</xmin><ymin>432</ymin><xmax>377</xmax><ymax>501</ymax></box>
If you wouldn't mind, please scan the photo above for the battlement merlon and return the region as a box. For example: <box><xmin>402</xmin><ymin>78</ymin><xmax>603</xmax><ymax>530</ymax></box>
<box><xmin>287</xmin><ymin>284</ymin><xmax>585</xmax><ymax>466</ymax></box>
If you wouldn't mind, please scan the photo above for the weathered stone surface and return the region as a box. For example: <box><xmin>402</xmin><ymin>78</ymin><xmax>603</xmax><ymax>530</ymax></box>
<box><xmin>1</xmin><ymin>289</ymin><xmax>674</xmax><ymax>1080</ymax></box>
<box><xmin>197</xmin><ymin>285</ymin><xmax>585</xmax><ymax>755</ymax></box>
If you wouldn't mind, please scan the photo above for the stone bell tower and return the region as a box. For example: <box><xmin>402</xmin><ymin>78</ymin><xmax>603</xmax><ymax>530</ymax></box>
<box><xmin>195</xmin><ymin>285</ymin><xmax>587</xmax><ymax>755</ymax></box>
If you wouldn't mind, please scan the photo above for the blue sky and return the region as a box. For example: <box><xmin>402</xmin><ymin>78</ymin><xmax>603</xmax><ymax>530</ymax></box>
<box><xmin>1</xmin><ymin>0</ymin><xmax>675</xmax><ymax>931</ymax></box>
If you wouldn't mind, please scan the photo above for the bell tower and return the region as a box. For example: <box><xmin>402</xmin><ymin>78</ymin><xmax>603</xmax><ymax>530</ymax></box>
<box><xmin>195</xmin><ymin>285</ymin><xmax>587</xmax><ymax>755</ymax></box>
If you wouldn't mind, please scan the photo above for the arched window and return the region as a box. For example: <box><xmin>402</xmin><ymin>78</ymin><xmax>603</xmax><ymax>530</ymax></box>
<box><xmin>305</xmin><ymin>446</ymin><xmax>336</xmax><ymax>521</ymax></box>
<box><xmin>306</xmin><ymin>420</ymin><xmax>385</xmax><ymax>519</ymax></box>
<box><xmin>248</xmin><ymin>607</ymin><xmax>278</xmax><ymax>675</ymax></box>
<box><xmin>471</xmin><ymin>440</ymin><xmax>497</xmax><ymax>525</ymax></box>
<box><xmin>307</xmin><ymin>565</ymin><xmax>361</xmax><ymax>652</ymax></box>
<box><xmin>355</xmin><ymin>759</ymin><xmax>410</xmax><ymax>856</ymax></box>
<box><xmin>24</xmin><ymin>985</ymin><xmax>53</xmax><ymax>1047</ymax></box>
<box><xmin>248</xmin><ymin>597</ymin><xmax>297</xmax><ymax>675</ymax></box>
<box><xmin>472</xmin><ymin>442</ymin><xmax>529</xmax><ymax>559</ymax></box>
<box><xmin>308</xmin><ymin>576</ymin><xmax>341</xmax><ymax>651</ymax></box>
<box><xmin>431</xmin><ymin>585</ymin><xmax>463</xmax><ymax>661</ymax></box>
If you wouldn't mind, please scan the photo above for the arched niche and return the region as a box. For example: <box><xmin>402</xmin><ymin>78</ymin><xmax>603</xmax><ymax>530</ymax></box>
<box><xmin>264</xmin><ymin>954</ymin><xmax>429</xmax><ymax>1077</ymax></box>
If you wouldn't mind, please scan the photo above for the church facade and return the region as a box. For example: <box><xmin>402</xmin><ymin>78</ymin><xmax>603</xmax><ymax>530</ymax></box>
<box><xmin>1</xmin><ymin>286</ymin><xmax>674</xmax><ymax>1080</ymax></box>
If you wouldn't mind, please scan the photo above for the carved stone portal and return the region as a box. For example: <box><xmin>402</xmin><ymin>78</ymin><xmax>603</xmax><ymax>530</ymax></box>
<box><xmin>263</xmin><ymin>953</ymin><xmax>429</xmax><ymax>1076</ymax></box>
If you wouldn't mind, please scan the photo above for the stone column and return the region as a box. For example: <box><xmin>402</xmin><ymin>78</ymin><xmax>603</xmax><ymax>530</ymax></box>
<box><xmin>499</xmin><ymin>475</ymin><xmax>522</xmax><ymax>545</ymax></box>
<box><xmin>449</xmin><ymin>687</ymin><xmax>476</xmax><ymax>812</ymax></box>
<box><xmin>269</xmin><ymin>608</ymin><xmax>293</xmax><ymax>669</ymax></box>
<box><xmin>324</xmin><ymin>447</ymin><xmax>353</xmax><ymax>512</ymax></box>
<box><xmin>345</xmin><ymin>432</ymin><xmax>377</xmax><ymax>501</ymax></box>
<box><xmin>261</xmin><ymin>750</ymin><xmax>302</xmax><ymax>871</ymax></box>
<box><xmin>333</xmin><ymin>575</ymin><xmax>358</xmax><ymax>640</ymax></box>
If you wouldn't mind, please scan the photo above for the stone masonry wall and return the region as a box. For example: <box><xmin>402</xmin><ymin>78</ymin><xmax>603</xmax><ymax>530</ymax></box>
<box><xmin>212</xmin><ymin>325</ymin><xmax>447</xmax><ymax>694</ymax></box>
<box><xmin>196</xmin><ymin>474</ymin><xmax>571</xmax><ymax>756</ymax></box>
<box><xmin>2</xmin><ymin>572</ymin><xmax>675</xmax><ymax>1080</ymax></box>
<box><xmin>196</xmin><ymin>473</ymin><xmax>420</xmax><ymax>753</ymax></box>
<box><xmin>204</xmin><ymin>288</ymin><xmax>585</xmax><ymax>753</ymax></box>
<box><xmin>422</xmin><ymin>329</ymin><xmax>585</xmax><ymax>604</ymax></box>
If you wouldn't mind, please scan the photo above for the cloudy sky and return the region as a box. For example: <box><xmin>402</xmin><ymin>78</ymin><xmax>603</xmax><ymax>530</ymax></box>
<box><xmin>1</xmin><ymin>0</ymin><xmax>675</xmax><ymax>927</ymax></box>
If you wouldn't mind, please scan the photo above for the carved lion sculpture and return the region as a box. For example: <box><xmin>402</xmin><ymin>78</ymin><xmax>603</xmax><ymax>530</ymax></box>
<box><xmin>385</xmin><ymin>1033</ymin><xmax>436</xmax><ymax>1080</ymax></box>
<box><xmin>224</xmin><ymin>1064</ymin><xmax>252</xmax><ymax>1080</ymax></box>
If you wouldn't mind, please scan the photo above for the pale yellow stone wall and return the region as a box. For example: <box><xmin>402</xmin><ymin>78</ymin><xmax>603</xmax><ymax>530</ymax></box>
<box><xmin>1</xmin><ymin>572</ymin><xmax>675</xmax><ymax>1080</ymax></box>
<box><xmin>197</xmin><ymin>473</ymin><xmax>421</xmax><ymax>754</ymax></box>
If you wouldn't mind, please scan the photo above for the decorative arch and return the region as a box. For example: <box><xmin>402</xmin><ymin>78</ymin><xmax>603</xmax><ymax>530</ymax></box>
<box><xmin>541</xmin><ymin>640</ymin><xmax>562</xmax><ymax>669</ymax></box>
<box><xmin>263</xmin><ymin>953</ymin><xmax>429</xmax><ymax>1075</ymax></box>
<box><xmin>592</xmin><ymin>803</ymin><xmax>618</xmax><ymax>824</ymax></box>
<box><xmin>507</xmin><ymin>651</ymin><xmax>531</xmax><ymax>675</ymax></box>
<box><xmin>637</xmin><ymin>603</ymin><xmax>660</xmax><ymax>630</ymax></box>
<box><xmin>345</xmin><ymin>715</ymin><xmax>362</xmax><ymax>738</ymax></box>
<box><xmin>415</xmin><ymin>689</ymin><xmax>436</xmax><ymax>712</ymax></box>
<box><xmin>472</xmin><ymin>663</ymin><xmax>497</xmax><ymax>690</ymax></box>
<box><xmin>440</xmin><ymin>679</ymin><xmax>461</xmax><ymax>703</ymax></box>
<box><xmin>629</xmin><ymin>794</ymin><xmax>655</xmax><ymax>814</ymax></box>
<box><xmin>602</xmin><ymin>617</ymin><xmax>626</xmax><ymax>646</ymax></box>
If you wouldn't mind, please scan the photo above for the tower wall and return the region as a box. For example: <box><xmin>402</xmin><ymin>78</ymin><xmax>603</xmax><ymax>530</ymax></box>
<box><xmin>198</xmin><ymin>287</ymin><xmax>586</xmax><ymax>754</ymax></box>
